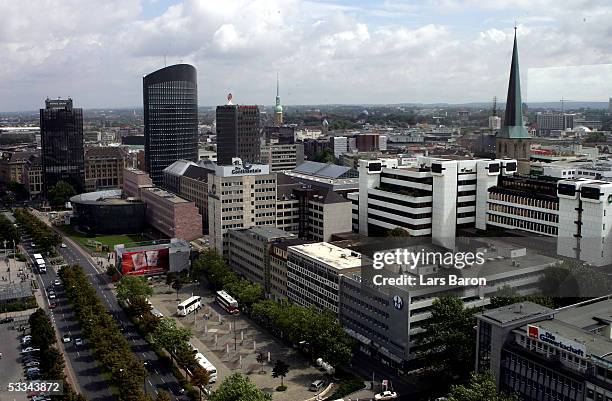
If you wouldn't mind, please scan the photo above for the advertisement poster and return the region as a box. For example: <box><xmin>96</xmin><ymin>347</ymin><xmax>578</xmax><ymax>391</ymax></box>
<box><xmin>121</xmin><ymin>247</ymin><xmax>169</xmax><ymax>275</ymax></box>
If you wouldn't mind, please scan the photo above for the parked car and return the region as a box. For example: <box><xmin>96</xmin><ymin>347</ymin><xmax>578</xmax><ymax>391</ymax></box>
<box><xmin>0</xmin><ymin>317</ymin><xmax>15</xmax><ymax>324</ymax></box>
<box><xmin>21</xmin><ymin>347</ymin><xmax>40</xmax><ymax>354</ymax></box>
<box><xmin>48</xmin><ymin>293</ymin><xmax>56</xmax><ymax>299</ymax></box>
<box><xmin>53</xmin><ymin>279</ymin><xmax>61</xmax><ymax>286</ymax></box>
<box><xmin>60</xmin><ymin>244</ymin><xmax>67</xmax><ymax>248</ymax></box>
<box><xmin>24</xmin><ymin>361</ymin><xmax>40</xmax><ymax>368</ymax></box>
<box><xmin>75</xmin><ymin>338</ymin><xmax>83</xmax><ymax>346</ymax></box>
<box><xmin>309</xmin><ymin>380</ymin><xmax>325</xmax><ymax>392</ymax></box>
<box><xmin>374</xmin><ymin>391</ymin><xmax>399</xmax><ymax>400</ymax></box>
<box><xmin>62</xmin><ymin>334</ymin><xmax>71</xmax><ymax>343</ymax></box>
<box><xmin>48</xmin><ymin>302</ymin><xmax>57</xmax><ymax>309</ymax></box>
<box><xmin>21</xmin><ymin>335</ymin><xmax>32</xmax><ymax>344</ymax></box>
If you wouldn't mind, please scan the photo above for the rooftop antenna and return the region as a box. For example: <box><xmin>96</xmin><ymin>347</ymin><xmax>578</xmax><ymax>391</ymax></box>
<box><xmin>164</xmin><ymin>54</ymin><xmax>167</xmax><ymax>67</ymax></box>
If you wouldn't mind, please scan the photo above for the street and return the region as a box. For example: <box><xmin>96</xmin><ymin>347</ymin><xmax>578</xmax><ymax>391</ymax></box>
<box><xmin>57</xmin><ymin>235</ymin><xmax>187</xmax><ymax>400</ymax></box>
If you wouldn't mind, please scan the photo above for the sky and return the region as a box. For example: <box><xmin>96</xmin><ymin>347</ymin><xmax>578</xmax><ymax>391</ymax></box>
<box><xmin>1</xmin><ymin>0</ymin><xmax>611</xmax><ymax>111</ymax></box>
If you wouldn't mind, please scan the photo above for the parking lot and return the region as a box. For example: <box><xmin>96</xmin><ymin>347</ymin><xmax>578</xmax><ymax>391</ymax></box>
<box><xmin>0</xmin><ymin>316</ymin><xmax>31</xmax><ymax>401</ymax></box>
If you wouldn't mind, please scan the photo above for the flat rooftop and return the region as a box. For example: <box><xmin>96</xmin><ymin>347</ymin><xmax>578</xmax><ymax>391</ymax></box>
<box><xmin>237</xmin><ymin>226</ymin><xmax>296</xmax><ymax>241</ymax></box>
<box><xmin>289</xmin><ymin>242</ymin><xmax>362</xmax><ymax>270</ymax></box>
<box><xmin>518</xmin><ymin>319</ymin><xmax>612</xmax><ymax>361</ymax></box>
<box><xmin>480</xmin><ymin>302</ymin><xmax>554</xmax><ymax>326</ymax></box>
<box><xmin>144</xmin><ymin>187</ymin><xmax>190</xmax><ymax>203</ymax></box>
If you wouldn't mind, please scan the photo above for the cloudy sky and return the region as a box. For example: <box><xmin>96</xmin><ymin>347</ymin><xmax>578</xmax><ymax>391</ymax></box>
<box><xmin>1</xmin><ymin>0</ymin><xmax>611</xmax><ymax>111</ymax></box>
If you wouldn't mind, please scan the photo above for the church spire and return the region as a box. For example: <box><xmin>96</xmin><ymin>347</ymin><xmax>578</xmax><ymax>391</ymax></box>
<box><xmin>274</xmin><ymin>72</ymin><xmax>283</xmax><ymax>125</ymax></box>
<box><xmin>498</xmin><ymin>26</ymin><xmax>530</xmax><ymax>139</ymax></box>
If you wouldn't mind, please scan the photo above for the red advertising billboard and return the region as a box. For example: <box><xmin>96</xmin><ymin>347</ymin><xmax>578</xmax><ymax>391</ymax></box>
<box><xmin>121</xmin><ymin>248</ymin><xmax>169</xmax><ymax>275</ymax></box>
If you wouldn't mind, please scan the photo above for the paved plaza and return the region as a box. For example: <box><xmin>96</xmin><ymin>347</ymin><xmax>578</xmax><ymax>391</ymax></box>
<box><xmin>147</xmin><ymin>281</ymin><xmax>346</xmax><ymax>401</ymax></box>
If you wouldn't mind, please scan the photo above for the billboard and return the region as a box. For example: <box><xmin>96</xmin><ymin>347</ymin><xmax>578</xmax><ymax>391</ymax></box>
<box><xmin>527</xmin><ymin>325</ymin><xmax>586</xmax><ymax>357</ymax></box>
<box><xmin>121</xmin><ymin>248</ymin><xmax>169</xmax><ymax>275</ymax></box>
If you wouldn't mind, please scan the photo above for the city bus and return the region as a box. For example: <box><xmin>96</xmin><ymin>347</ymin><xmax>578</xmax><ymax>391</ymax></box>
<box><xmin>215</xmin><ymin>290</ymin><xmax>239</xmax><ymax>314</ymax></box>
<box><xmin>194</xmin><ymin>351</ymin><xmax>217</xmax><ymax>383</ymax></box>
<box><xmin>177</xmin><ymin>296</ymin><xmax>201</xmax><ymax>316</ymax></box>
<box><xmin>35</xmin><ymin>258</ymin><xmax>46</xmax><ymax>273</ymax></box>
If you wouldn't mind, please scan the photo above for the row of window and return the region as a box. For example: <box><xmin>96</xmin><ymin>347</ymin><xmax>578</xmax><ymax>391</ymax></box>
<box><xmin>488</xmin><ymin>214</ymin><xmax>558</xmax><ymax>235</ymax></box>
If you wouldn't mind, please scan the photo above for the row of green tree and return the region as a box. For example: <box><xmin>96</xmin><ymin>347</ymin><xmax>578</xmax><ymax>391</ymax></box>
<box><xmin>14</xmin><ymin>208</ymin><xmax>61</xmax><ymax>254</ymax></box>
<box><xmin>116</xmin><ymin>276</ymin><xmax>211</xmax><ymax>401</ymax></box>
<box><xmin>191</xmin><ymin>249</ymin><xmax>354</xmax><ymax>367</ymax></box>
<box><xmin>28</xmin><ymin>308</ymin><xmax>87</xmax><ymax>401</ymax></box>
<box><xmin>0</xmin><ymin>213</ymin><xmax>19</xmax><ymax>245</ymax></box>
<box><xmin>60</xmin><ymin>265</ymin><xmax>148</xmax><ymax>401</ymax></box>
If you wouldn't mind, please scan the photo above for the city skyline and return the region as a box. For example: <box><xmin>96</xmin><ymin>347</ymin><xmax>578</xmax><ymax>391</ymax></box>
<box><xmin>1</xmin><ymin>0</ymin><xmax>612</xmax><ymax>112</ymax></box>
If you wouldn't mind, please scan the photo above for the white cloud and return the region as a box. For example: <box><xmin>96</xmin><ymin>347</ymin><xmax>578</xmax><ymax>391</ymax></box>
<box><xmin>0</xmin><ymin>0</ymin><xmax>611</xmax><ymax>111</ymax></box>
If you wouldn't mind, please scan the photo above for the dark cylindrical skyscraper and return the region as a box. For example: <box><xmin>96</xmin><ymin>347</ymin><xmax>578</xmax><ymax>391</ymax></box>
<box><xmin>40</xmin><ymin>98</ymin><xmax>85</xmax><ymax>195</ymax></box>
<box><xmin>143</xmin><ymin>64</ymin><xmax>198</xmax><ymax>185</ymax></box>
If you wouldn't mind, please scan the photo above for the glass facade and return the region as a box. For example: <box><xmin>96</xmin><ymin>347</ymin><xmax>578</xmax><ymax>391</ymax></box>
<box><xmin>40</xmin><ymin>98</ymin><xmax>85</xmax><ymax>194</ymax></box>
<box><xmin>143</xmin><ymin>64</ymin><xmax>198</xmax><ymax>185</ymax></box>
<box><xmin>216</xmin><ymin>105</ymin><xmax>261</xmax><ymax>165</ymax></box>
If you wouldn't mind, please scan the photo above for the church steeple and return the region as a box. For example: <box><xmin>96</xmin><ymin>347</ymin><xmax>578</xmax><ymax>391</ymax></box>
<box><xmin>498</xmin><ymin>27</ymin><xmax>530</xmax><ymax>139</ymax></box>
<box><xmin>274</xmin><ymin>72</ymin><xmax>283</xmax><ymax>125</ymax></box>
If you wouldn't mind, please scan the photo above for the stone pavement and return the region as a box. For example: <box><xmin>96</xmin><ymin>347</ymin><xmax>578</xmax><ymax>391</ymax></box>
<box><xmin>148</xmin><ymin>282</ymin><xmax>329</xmax><ymax>401</ymax></box>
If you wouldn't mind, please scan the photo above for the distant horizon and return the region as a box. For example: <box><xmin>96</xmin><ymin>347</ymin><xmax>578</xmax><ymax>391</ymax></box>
<box><xmin>1</xmin><ymin>100</ymin><xmax>610</xmax><ymax>115</ymax></box>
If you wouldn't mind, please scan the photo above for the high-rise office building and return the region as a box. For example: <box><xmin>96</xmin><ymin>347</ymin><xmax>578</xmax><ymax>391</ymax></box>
<box><xmin>216</xmin><ymin>105</ymin><xmax>261</xmax><ymax>165</ymax></box>
<box><xmin>143</xmin><ymin>64</ymin><xmax>198</xmax><ymax>185</ymax></box>
<box><xmin>40</xmin><ymin>98</ymin><xmax>85</xmax><ymax>194</ymax></box>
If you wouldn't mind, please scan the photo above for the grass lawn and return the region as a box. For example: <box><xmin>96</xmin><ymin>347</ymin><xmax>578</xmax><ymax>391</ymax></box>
<box><xmin>58</xmin><ymin>224</ymin><xmax>148</xmax><ymax>254</ymax></box>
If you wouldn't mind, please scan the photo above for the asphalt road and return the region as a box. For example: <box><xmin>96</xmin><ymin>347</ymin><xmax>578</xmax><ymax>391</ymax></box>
<box><xmin>58</xmin><ymin>238</ymin><xmax>187</xmax><ymax>400</ymax></box>
<box><xmin>20</xmin><ymin>241</ymin><xmax>115</xmax><ymax>401</ymax></box>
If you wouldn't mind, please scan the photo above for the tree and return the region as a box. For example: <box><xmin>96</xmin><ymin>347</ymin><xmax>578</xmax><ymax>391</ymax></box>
<box><xmin>47</xmin><ymin>180</ymin><xmax>76</xmax><ymax>207</ymax></box>
<box><xmin>155</xmin><ymin>391</ymin><xmax>171</xmax><ymax>401</ymax></box>
<box><xmin>311</xmin><ymin>148</ymin><xmax>336</xmax><ymax>164</ymax></box>
<box><xmin>387</xmin><ymin>227</ymin><xmax>410</xmax><ymax>237</ymax></box>
<box><xmin>117</xmin><ymin>275</ymin><xmax>153</xmax><ymax>305</ymax></box>
<box><xmin>272</xmin><ymin>359</ymin><xmax>290</xmax><ymax>389</ymax></box>
<box><xmin>447</xmin><ymin>371</ymin><xmax>519</xmax><ymax>401</ymax></box>
<box><xmin>490</xmin><ymin>285</ymin><xmax>554</xmax><ymax>309</ymax></box>
<box><xmin>417</xmin><ymin>295</ymin><xmax>476</xmax><ymax>382</ymax></box>
<box><xmin>208</xmin><ymin>373</ymin><xmax>271</xmax><ymax>401</ymax></box>
<box><xmin>256</xmin><ymin>352</ymin><xmax>266</xmax><ymax>373</ymax></box>
<box><xmin>0</xmin><ymin>214</ymin><xmax>19</xmax><ymax>244</ymax></box>
<box><xmin>191</xmin><ymin>367</ymin><xmax>212</xmax><ymax>401</ymax></box>
<box><xmin>172</xmin><ymin>280</ymin><xmax>183</xmax><ymax>301</ymax></box>
<box><xmin>149</xmin><ymin>317</ymin><xmax>191</xmax><ymax>360</ymax></box>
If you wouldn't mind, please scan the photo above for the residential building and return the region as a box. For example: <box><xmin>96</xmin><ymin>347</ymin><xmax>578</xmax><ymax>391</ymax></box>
<box><xmin>227</xmin><ymin>227</ymin><xmax>296</xmax><ymax>293</ymax></box>
<box><xmin>84</xmin><ymin>147</ymin><xmax>128</xmax><ymax>192</ymax></box>
<box><xmin>475</xmin><ymin>297</ymin><xmax>612</xmax><ymax>401</ymax></box>
<box><xmin>40</xmin><ymin>98</ymin><xmax>85</xmax><ymax>194</ymax></box>
<box><xmin>143</xmin><ymin>64</ymin><xmax>198</xmax><ymax>185</ymax></box>
<box><xmin>216</xmin><ymin>105</ymin><xmax>261</xmax><ymax>165</ymax></box>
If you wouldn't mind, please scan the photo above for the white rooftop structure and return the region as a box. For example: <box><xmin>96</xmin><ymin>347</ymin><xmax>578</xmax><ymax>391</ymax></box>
<box><xmin>288</xmin><ymin>242</ymin><xmax>362</xmax><ymax>270</ymax></box>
